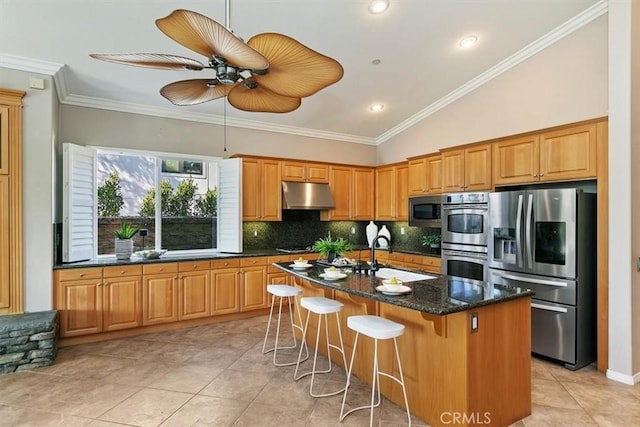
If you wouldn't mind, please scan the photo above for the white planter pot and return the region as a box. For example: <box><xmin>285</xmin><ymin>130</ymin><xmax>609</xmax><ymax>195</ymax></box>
<box><xmin>115</xmin><ymin>238</ymin><xmax>133</xmax><ymax>260</ymax></box>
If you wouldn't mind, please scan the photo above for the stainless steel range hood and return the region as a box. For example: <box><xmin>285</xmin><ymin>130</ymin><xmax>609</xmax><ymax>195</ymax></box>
<box><xmin>282</xmin><ymin>181</ymin><xmax>335</xmax><ymax>210</ymax></box>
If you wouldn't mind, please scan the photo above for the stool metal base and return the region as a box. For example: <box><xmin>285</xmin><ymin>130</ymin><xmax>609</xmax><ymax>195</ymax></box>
<box><xmin>340</xmin><ymin>333</ymin><xmax>412</xmax><ymax>427</ymax></box>
<box><xmin>262</xmin><ymin>292</ymin><xmax>308</xmax><ymax>367</ymax></box>
<box><xmin>294</xmin><ymin>303</ymin><xmax>348</xmax><ymax>398</ymax></box>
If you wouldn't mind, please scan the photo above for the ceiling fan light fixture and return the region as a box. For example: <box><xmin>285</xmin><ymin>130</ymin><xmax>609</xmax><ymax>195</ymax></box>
<box><xmin>368</xmin><ymin>0</ymin><xmax>389</xmax><ymax>14</ymax></box>
<box><xmin>369</xmin><ymin>103</ymin><xmax>384</xmax><ymax>112</ymax></box>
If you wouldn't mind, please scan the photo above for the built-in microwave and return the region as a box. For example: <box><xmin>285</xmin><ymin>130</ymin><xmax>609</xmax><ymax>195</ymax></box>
<box><xmin>408</xmin><ymin>195</ymin><xmax>442</xmax><ymax>227</ymax></box>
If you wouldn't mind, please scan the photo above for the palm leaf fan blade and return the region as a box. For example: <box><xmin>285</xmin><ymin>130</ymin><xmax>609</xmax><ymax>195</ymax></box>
<box><xmin>160</xmin><ymin>79</ymin><xmax>235</xmax><ymax>106</ymax></box>
<box><xmin>227</xmin><ymin>83</ymin><xmax>301</xmax><ymax>113</ymax></box>
<box><xmin>248</xmin><ymin>33</ymin><xmax>343</xmax><ymax>98</ymax></box>
<box><xmin>89</xmin><ymin>53</ymin><xmax>204</xmax><ymax>70</ymax></box>
<box><xmin>156</xmin><ymin>9</ymin><xmax>269</xmax><ymax>70</ymax></box>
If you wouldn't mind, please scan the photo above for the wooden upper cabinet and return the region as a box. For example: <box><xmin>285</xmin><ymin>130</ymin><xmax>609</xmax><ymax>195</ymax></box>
<box><xmin>242</xmin><ymin>157</ymin><xmax>282</xmax><ymax>221</ymax></box>
<box><xmin>408</xmin><ymin>158</ymin><xmax>427</xmax><ymax>195</ymax></box>
<box><xmin>352</xmin><ymin>167</ymin><xmax>375</xmax><ymax>220</ymax></box>
<box><xmin>426</xmin><ymin>155</ymin><xmax>442</xmax><ymax>194</ymax></box>
<box><xmin>539</xmin><ymin>124</ymin><xmax>597</xmax><ymax>182</ymax></box>
<box><xmin>282</xmin><ymin>161</ymin><xmax>329</xmax><ymax>183</ymax></box>
<box><xmin>493</xmin><ymin>123</ymin><xmax>597</xmax><ymax>186</ymax></box>
<box><xmin>493</xmin><ymin>135</ymin><xmax>540</xmax><ymax>185</ymax></box>
<box><xmin>376</xmin><ymin>163</ymin><xmax>408</xmax><ymax>221</ymax></box>
<box><xmin>322</xmin><ymin>165</ymin><xmax>374</xmax><ymax>221</ymax></box>
<box><xmin>442</xmin><ymin>144</ymin><xmax>491</xmax><ymax>192</ymax></box>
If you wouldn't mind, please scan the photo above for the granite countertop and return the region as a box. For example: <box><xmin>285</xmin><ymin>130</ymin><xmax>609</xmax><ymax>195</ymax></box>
<box><xmin>273</xmin><ymin>261</ymin><xmax>534</xmax><ymax>316</ymax></box>
<box><xmin>53</xmin><ymin>248</ymin><xmax>439</xmax><ymax>269</ymax></box>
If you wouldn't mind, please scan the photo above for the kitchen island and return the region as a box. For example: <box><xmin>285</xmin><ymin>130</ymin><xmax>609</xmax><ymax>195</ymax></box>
<box><xmin>274</xmin><ymin>261</ymin><xmax>533</xmax><ymax>427</ymax></box>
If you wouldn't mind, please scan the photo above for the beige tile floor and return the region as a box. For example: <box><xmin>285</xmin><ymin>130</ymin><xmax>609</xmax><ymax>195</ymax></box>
<box><xmin>0</xmin><ymin>314</ymin><xmax>637</xmax><ymax>426</ymax></box>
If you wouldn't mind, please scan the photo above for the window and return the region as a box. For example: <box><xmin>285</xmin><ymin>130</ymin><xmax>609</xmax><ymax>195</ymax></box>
<box><xmin>63</xmin><ymin>143</ymin><xmax>242</xmax><ymax>262</ymax></box>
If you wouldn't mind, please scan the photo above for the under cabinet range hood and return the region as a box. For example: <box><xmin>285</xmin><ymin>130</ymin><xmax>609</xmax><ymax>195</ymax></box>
<box><xmin>281</xmin><ymin>181</ymin><xmax>335</xmax><ymax>210</ymax></box>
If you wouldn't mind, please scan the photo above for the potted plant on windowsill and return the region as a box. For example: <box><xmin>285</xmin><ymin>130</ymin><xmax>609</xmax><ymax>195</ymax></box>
<box><xmin>113</xmin><ymin>223</ymin><xmax>140</xmax><ymax>260</ymax></box>
<box><xmin>313</xmin><ymin>233</ymin><xmax>353</xmax><ymax>263</ymax></box>
<box><xmin>421</xmin><ymin>233</ymin><xmax>441</xmax><ymax>250</ymax></box>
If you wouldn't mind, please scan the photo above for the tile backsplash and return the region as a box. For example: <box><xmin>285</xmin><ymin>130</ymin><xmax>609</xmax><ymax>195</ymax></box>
<box><xmin>242</xmin><ymin>210</ymin><xmax>440</xmax><ymax>255</ymax></box>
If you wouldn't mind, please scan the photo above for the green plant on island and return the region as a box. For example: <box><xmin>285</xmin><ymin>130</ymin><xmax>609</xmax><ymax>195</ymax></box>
<box><xmin>312</xmin><ymin>232</ymin><xmax>353</xmax><ymax>259</ymax></box>
<box><xmin>421</xmin><ymin>233</ymin><xmax>441</xmax><ymax>247</ymax></box>
<box><xmin>113</xmin><ymin>222</ymin><xmax>140</xmax><ymax>240</ymax></box>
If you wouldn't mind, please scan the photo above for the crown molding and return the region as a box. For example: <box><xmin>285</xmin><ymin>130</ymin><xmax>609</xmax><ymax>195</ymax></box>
<box><xmin>0</xmin><ymin>53</ymin><xmax>63</xmax><ymax>75</ymax></box>
<box><xmin>375</xmin><ymin>0</ymin><xmax>609</xmax><ymax>145</ymax></box>
<box><xmin>62</xmin><ymin>94</ymin><xmax>377</xmax><ymax>145</ymax></box>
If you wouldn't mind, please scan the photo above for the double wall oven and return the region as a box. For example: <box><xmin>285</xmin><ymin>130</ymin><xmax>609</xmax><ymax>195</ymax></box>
<box><xmin>440</xmin><ymin>192</ymin><xmax>489</xmax><ymax>282</ymax></box>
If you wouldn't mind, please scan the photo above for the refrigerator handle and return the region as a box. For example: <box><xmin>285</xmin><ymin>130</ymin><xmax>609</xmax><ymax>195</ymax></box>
<box><xmin>531</xmin><ymin>303</ymin><xmax>568</xmax><ymax>313</ymax></box>
<box><xmin>525</xmin><ymin>193</ymin><xmax>534</xmax><ymax>269</ymax></box>
<box><xmin>515</xmin><ymin>194</ymin><xmax>524</xmax><ymax>268</ymax></box>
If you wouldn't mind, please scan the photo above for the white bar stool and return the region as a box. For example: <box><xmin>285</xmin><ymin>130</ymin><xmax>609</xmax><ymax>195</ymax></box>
<box><xmin>340</xmin><ymin>315</ymin><xmax>411</xmax><ymax>427</ymax></box>
<box><xmin>294</xmin><ymin>297</ymin><xmax>348</xmax><ymax>397</ymax></box>
<box><xmin>262</xmin><ymin>284</ymin><xmax>309</xmax><ymax>367</ymax></box>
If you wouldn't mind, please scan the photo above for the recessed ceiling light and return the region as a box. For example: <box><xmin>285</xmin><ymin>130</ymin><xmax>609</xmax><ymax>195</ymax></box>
<box><xmin>369</xmin><ymin>103</ymin><xmax>384</xmax><ymax>112</ymax></box>
<box><xmin>459</xmin><ymin>35</ymin><xmax>478</xmax><ymax>49</ymax></box>
<box><xmin>368</xmin><ymin>0</ymin><xmax>389</xmax><ymax>14</ymax></box>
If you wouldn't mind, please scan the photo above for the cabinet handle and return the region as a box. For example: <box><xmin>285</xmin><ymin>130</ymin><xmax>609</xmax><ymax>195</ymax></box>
<box><xmin>120</xmin><ymin>270</ymin><xmax>126</xmax><ymax>275</ymax></box>
<box><xmin>539</xmin><ymin>173</ymin><xmax>544</xmax><ymax>177</ymax></box>
<box><xmin>533</xmin><ymin>174</ymin><xmax>538</xmax><ymax>177</ymax></box>
<box><xmin>192</xmin><ymin>264</ymin><xmax>198</xmax><ymax>269</ymax></box>
<box><xmin>79</xmin><ymin>273</ymin><xmax>85</xmax><ymax>278</ymax></box>
<box><xmin>97</xmin><ymin>282</ymin><xmax>103</xmax><ymax>287</ymax></box>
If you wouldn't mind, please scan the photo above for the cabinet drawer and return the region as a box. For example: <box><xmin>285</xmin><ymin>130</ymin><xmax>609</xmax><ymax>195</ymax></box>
<box><xmin>56</xmin><ymin>268</ymin><xmax>102</xmax><ymax>282</ymax></box>
<box><xmin>240</xmin><ymin>257</ymin><xmax>268</xmax><ymax>267</ymax></box>
<box><xmin>211</xmin><ymin>258</ymin><xmax>240</xmax><ymax>269</ymax></box>
<box><xmin>143</xmin><ymin>263</ymin><xmax>178</xmax><ymax>275</ymax></box>
<box><xmin>404</xmin><ymin>254</ymin><xmax>423</xmax><ymax>265</ymax></box>
<box><xmin>103</xmin><ymin>265</ymin><xmax>142</xmax><ymax>278</ymax></box>
<box><xmin>423</xmin><ymin>256</ymin><xmax>441</xmax><ymax>268</ymax></box>
<box><xmin>267</xmin><ymin>254</ymin><xmax>293</xmax><ymax>264</ymax></box>
<box><xmin>178</xmin><ymin>260</ymin><xmax>211</xmax><ymax>272</ymax></box>
<box><xmin>388</xmin><ymin>253</ymin><xmax>404</xmax><ymax>263</ymax></box>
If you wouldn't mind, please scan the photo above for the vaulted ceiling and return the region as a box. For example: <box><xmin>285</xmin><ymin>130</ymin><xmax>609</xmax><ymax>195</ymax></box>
<box><xmin>1</xmin><ymin>0</ymin><xmax>605</xmax><ymax>144</ymax></box>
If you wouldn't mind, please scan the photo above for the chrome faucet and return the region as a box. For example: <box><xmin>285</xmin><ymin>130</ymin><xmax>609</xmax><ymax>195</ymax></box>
<box><xmin>370</xmin><ymin>235</ymin><xmax>391</xmax><ymax>274</ymax></box>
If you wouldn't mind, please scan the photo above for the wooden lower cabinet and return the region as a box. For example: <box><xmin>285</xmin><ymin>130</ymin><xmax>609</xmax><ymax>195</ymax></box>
<box><xmin>142</xmin><ymin>263</ymin><xmax>178</xmax><ymax>326</ymax></box>
<box><xmin>0</xmin><ymin>176</ymin><xmax>9</xmax><ymax>310</ymax></box>
<box><xmin>55</xmin><ymin>265</ymin><xmax>142</xmax><ymax>337</ymax></box>
<box><xmin>211</xmin><ymin>267</ymin><xmax>241</xmax><ymax>315</ymax></box>
<box><xmin>102</xmin><ymin>266</ymin><xmax>142</xmax><ymax>332</ymax></box>
<box><xmin>178</xmin><ymin>261</ymin><xmax>211</xmax><ymax>320</ymax></box>
<box><xmin>240</xmin><ymin>257</ymin><xmax>268</xmax><ymax>311</ymax></box>
<box><xmin>422</xmin><ymin>256</ymin><xmax>441</xmax><ymax>274</ymax></box>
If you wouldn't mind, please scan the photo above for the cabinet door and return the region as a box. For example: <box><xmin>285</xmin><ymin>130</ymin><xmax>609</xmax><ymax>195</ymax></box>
<box><xmin>306</xmin><ymin>164</ymin><xmax>329</xmax><ymax>183</ymax></box>
<box><xmin>143</xmin><ymin>273</ymin><xmax>178</xmax><ymax>325</ymax></box>
<box><xmin>539</xmin><ymin>124</ymin><xmax>597</xmax><ymax>182</ymax></box>
<box><xmin>493</xmin><ymin>136</ymin><xmax>540</xmax><ymax>186</ymax></box>
<box><xmin>57</xmin><ymin>278</ymin><xmax>103</xmax><ymax>337</ymax></box>
<box><xmin>179</xmin><ymin>270</ymin><xmax>211</xmax><ymax>320</ymax></box>
<box><xmin>281</xmin><ymin>161</ymin><xmax>306</xmax><ymax>181</ymax></box>
<box><xmin>242</xmin><ymin>158</ymin><xmax>261</xmax><ymax>220</ymax></box>
<box><xmin>322</xmin><ymin>166</ymin><xmax>352</xmax><ymax>220</ymax></box>
<box><xmin>352</xmin><ymin>167</ymin><xmax>374</xmax><ymax>220</ymax></box>
<box><xmin>211</xmin><ymin>267</ymin><xmax>241</xmax><ymax>315</ymax></box>
<box><xmin>396</xmin><ymin>164</ymin><xmax>409</xmax><ymax>221</ymax></box>
<box><xmin>426</xmin><ymin>155</ymin><xmax>442</xmax><ymax>194</ymax></box>
<box><xmin>408</xmin><ymin>158</ymin><xmax>427</xmax><ymax>196</ymax></box>
<box><xmin>103</xmin><ymin>275</ymin><xmax>142</xmax><ymax>332</ymax></box>
<box><xmin>464</xmin><ymin>143</ymin><xmax>492</xmax><ymax>191</ymax></box>
<box><xmin>241</xmin><ymin>266</ymin><xmax>268</xmax><ymax>311</ymax></box>
<box><xmin>260</xmin><ymin>159</ymin><xmax>282</xmax><ymax>221</ymax></box>
<box><xmin>375</xmin><ymin>166</ymin><xmax>396</xmax><ymax>220</ymax></box>
<box><xmin>0</xmin><ymin>106</ymin><xmax>8</xmax><ymax>175</ymax></box>
<box><xmin>0</xmin><ymin>176</ymin><xmax>8</xmax><ymax>309</ymax></box>
<box><xmin>441</xmin><ymin>149</ymin><xmax>465</xmax><ymax>192</ymax></box>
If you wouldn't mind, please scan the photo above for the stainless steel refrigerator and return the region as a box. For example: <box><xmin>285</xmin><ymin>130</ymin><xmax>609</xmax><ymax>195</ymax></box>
<box><xmin>487</xmin><ymin>188</ymin><xmax>596</xmax><ymax>370</ymax></box>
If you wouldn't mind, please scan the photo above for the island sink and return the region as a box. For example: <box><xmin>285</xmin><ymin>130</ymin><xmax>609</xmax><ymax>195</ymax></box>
<box><xmin>374</xmin><ymin>268</ymin><xmax>438</xmax><ymax>282</ymax></box>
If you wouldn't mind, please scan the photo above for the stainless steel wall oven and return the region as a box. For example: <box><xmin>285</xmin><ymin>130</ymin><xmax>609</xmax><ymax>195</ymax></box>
<box><xmin>441</xmin><ymin>192</ymin><xmax>490</xmax><ymax>282</ymax></box>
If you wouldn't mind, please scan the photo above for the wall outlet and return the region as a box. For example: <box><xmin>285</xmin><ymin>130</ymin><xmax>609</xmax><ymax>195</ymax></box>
<box><xmin>253</xmin><ymin>229</ymin><xmax>258</xmax><ymax>237</ymax></box>
<box><xmin>470</xmin><ymin>312</ymin><xmax>478</xmax><ymax>332</ymax></box>
<box><xmin>400</xmin><ymin>227</ymin><xmax>405</xmax><ymax>235</ymax></box>
<box><xmin>351</xmin><ymin>226</ymin><xmax>356</xmax><ymax>234</ymax></box>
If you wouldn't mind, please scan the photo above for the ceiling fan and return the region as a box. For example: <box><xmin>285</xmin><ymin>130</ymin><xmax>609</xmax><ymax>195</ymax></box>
<box><xmin>90</xmin><ymin>5</ymin><xmax>343</xmax><ymax>113</ymax></box>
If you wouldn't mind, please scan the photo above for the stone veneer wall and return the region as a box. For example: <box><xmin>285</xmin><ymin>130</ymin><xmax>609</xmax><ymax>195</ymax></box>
<box><xmin>0</xmin><ymin>311</ymin><xmax>58</xmax><ymax>374</ymax></box>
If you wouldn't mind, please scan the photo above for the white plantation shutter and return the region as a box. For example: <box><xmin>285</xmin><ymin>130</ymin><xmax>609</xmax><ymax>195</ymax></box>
<box><xmin>217</xmin><ymin>158</ymin><xmax>242</xmax><ymax>253</ymax></box>
<box><xmin>63</xmin><ymin>143</ymin><xmax>97</xmax><ymax>262</ymax></box>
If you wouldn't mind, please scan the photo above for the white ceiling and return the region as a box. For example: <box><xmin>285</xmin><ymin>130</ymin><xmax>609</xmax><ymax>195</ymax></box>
<box><xmin>0</xmin><ymin>0</ymin><xmax>604</xmax><ymax>144</ymax></box>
